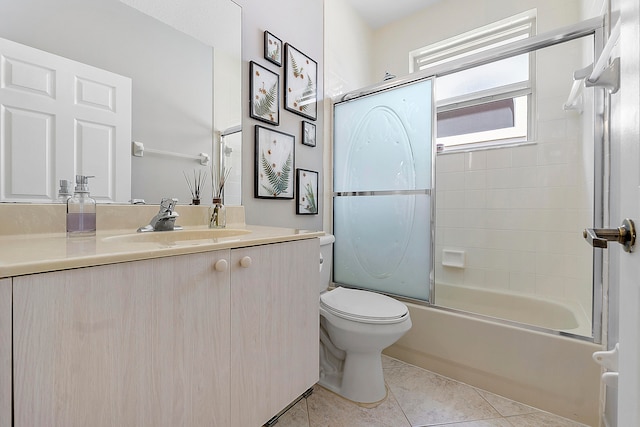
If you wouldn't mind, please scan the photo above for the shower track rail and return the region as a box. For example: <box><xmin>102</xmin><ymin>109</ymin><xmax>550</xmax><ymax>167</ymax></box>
<box><xmin>337</xmin><ymin>16</ymin><xmax>605</xmax><ymax>103</ymax></box>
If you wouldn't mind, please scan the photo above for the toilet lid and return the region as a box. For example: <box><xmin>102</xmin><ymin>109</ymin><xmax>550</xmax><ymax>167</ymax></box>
<box><xmin>320</xmin><ymin>287</ymin><xmax>408</xmax><ymax>323</ymax></box>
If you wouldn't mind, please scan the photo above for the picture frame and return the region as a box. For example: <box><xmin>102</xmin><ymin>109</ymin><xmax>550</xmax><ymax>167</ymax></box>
<box><xmin>255</xmin><ymin>125</ymin><xmax>295</xmax><ymax>199</ymax></box>
<box><xmin>284</xmin><ymin>43</ymin><xmax>318</xmax><ymax>121</ymax></box>
<box><xmin>296</xmin><ymin>169</ymin><xmax>318</xmax><ymax>215</ymax></box>
<box><xmin>250</xmin><ymin>61</ymin><xmax>279</xmax><ymax>126</ymax></box>
<box><xmin>301</xmin><ymin>121</ymin><xmax>316</xmax><ymax>147</ymax></box>
<box><xmin>264</xmin><ymin>31</ymin><xmax>283</xmax><ymax>66</ymax></box>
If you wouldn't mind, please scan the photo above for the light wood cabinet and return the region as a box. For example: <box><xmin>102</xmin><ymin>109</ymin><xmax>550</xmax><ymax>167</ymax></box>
<box><xmin>12</xmin><ymin>250</ymin><xmax>231</xmax><ymax>427</ymax></box>
<box><xmin>230</xmin><ymin>239</ymin><xmax>320</xmax><ymax>426</ymax></box>
<box><xmin>0</xmin><ymin>278</ymin><xmax>11</xmax><ymax>427</ymax></box>
<box><xmin>10</xmin><ymin>238</ymin><xmax>319</xmax><ymax>426</ymax></box>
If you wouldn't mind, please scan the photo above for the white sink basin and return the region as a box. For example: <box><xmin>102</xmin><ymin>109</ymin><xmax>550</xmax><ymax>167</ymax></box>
<box><xmin>103</xmin><ymin>228</ymin><xmax>251</xmax><ymax>244</ymax></box>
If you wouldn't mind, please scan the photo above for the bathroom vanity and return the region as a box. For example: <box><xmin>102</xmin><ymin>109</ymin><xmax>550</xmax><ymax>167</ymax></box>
<box><xmin>0</xmin><ymin>204</ymin><xmax>321</xmax><ymax>427</ymax></box>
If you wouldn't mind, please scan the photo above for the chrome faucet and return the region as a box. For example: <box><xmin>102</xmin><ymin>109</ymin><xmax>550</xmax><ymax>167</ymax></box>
<box><xmin>137</xmin><ymin>198</ymin><xmax>183</xmax><ymax>232</ymax></box>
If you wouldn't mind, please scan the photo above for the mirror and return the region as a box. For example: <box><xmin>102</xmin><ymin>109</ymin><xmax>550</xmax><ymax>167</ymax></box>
<box><xmin>0</xmin><ymin>0</ymin><xmax>241</xmax><ymax>205</ymax></box>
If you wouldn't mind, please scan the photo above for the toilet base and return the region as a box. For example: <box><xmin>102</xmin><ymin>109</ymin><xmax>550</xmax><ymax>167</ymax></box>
<box><xmin>318</xmin><ymin>348</ymin><xmax>387</xmax><ymax>404</ymax></box>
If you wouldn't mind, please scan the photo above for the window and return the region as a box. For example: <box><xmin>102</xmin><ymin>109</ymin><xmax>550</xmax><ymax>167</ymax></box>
<box><xmin>409</xmin><ymin>10</ymin><xmax>536</xmax><ymax>150</ymax></box>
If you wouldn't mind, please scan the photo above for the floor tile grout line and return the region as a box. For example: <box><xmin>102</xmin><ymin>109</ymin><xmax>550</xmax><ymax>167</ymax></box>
<box><xmin>383</xmin><ymin>380</ymin><xmax>414</xmax><ymax>427</ymax></box>
<box><xmin>420</xmin><ymin>416</ymin><xmax>512</xmax><ymax>426</ymax></box>
<box><xmin>471</xmin><ymin>384</ymin><xmax>502</xmax><ymax>416</ymax></box>
<box><xmin>287</xmin><ymin>355</ymin><xmax>589</xmax><ymax>427</ymax></box>
<box><xmin>471</xmin><ymin>385</ymin><xmax>540</xmax><ymax>417</ymax></box>
<box><xmin>502</xmin><ymin>411</ymin><xmax>592</xmax><ymax>427</ymax></box>
<box><xmin>384</xmin><ymin>355</ymin><xmax>567</xmax><ymax>422</ymax></box>
<box><xmin>303</xmin><ymin>394</ymin><xmax>310</xmax><ymax>427</ymax></box>
<box><xmin>384</xmin><ymin>356</ymin><xmax>513</xmax><ymax>425</ymax></box>
<box><xmin>384</xmin><ymin>372</ymin><xmax>508</xmax><ymax>427</ymax></box>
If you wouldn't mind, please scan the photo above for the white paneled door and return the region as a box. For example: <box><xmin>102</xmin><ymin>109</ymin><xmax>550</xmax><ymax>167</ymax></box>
<box><xmin>616</xmin><ymin>0</ymin><xmax>640</xmax><ymax>424</ymax></box>
<box><xmin>0</xmin><ymin>37</ymin><xmax>131</xmax><ymax>203</ymax></box>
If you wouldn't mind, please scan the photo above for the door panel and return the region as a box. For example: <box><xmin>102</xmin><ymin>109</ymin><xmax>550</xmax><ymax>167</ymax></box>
<box><xmin>13</xmin><ymin>252</ymin><xmax>231</xmax><ymax>426</ymax></box>
<box><xmin>0</xmin><ymin>37</ymin><xmax>131</xmax><ymax>202</ymax></box>
<box><xmin>615</xmin><ymin>0</ymin><xmax>640</xmax><ymax>424</ymax></box>
<box><xmin>230</xmin><ymin>240</ymin><xmax>319</xmax><ymax>426</ymax></box>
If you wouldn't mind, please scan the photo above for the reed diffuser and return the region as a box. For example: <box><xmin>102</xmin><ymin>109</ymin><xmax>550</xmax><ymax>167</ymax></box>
<box><xmin>210</xmin><ymin>164</ymin><xmax>231</xmax><ymax>228</ymax></box>
<box><xmin>184</xmin><ymin>169</ymin><xmax>208</xmax><ymax>205</ymax></box>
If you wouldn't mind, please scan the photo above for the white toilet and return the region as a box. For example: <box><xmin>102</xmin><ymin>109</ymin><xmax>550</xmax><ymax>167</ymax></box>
<box><xmin>318</xmin><ymin>234</ymin><xmax>412</xmax><ymax>403</ymax></box>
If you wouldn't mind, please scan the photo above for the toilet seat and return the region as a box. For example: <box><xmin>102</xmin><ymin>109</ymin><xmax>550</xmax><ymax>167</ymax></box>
<box><xmin>320</xmin><ymin>287</ymin><xmax>409</xmax><ymax>324</ymax></box>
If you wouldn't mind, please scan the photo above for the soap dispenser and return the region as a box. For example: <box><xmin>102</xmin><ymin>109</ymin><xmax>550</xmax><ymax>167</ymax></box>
<box><xmin>67</xmin><ymin>175</ymin><xmax>96</xmax><ymax>237</ymax></box>
<box><xmin>58</xmin><ymin>179</ymin><xmax>73</xmax><ymax>202</ymax></box>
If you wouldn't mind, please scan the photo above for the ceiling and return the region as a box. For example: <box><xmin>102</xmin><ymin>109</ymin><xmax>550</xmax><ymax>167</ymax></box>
<box><xmin>344</xmin><ymin>0</ymin><xmax>443</xmax><ymax>29</ymax></box>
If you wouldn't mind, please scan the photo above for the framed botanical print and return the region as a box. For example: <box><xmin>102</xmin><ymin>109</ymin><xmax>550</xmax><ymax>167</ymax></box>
<box><xmin>250</xmin><ymin>61</ymin><xmax>279</xmax><ymax>126</ymax></box>
<box><xmin>284</xmin><ymin>43</ymin><xmax>317</xmax><ymax>121</ymax></box>
<box><xmin>264</xmin><ymin>31</ymin><xmax>283</xmax><ymax>66</ymax></box>
<box><xmin>301</xmin><ymin>121</ymin><xmax>316</xmax><ymax>147</ymax></box>
<box><xmin>296</xmin><ymin>169</ymin><xmax>318</xmax><ymax>215</ymax></box>
<box><xmin>255</xmin><ymin>125</ymin><xmax>295</xmax><ymax>199</ymax></box>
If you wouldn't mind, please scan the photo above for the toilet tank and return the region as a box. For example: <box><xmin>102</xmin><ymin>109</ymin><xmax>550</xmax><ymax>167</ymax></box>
<box><xmin>319</xmin><ymin>234</ymin><xmax>335</xmax><ymax>293</ymax></box>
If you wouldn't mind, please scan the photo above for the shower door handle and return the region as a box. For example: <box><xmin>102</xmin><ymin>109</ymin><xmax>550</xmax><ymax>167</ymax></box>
<box><xmin>583</xmin><ymin>218</ymin><xmax>636</xmax><ymax>252</ymax></box>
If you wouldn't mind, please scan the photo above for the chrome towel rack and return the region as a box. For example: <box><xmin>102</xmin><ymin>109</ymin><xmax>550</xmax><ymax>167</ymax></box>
<box><xmin>131</xmin><ymin>141</ymin><xmax>210</xmax><ymax>166</ymax></box>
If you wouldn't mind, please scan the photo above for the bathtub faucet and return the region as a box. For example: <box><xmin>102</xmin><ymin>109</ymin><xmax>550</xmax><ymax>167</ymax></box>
<box><xmin>137</xmin><ymin>198</ymin><xmax>183</xmax><ymax>232</ymax></box>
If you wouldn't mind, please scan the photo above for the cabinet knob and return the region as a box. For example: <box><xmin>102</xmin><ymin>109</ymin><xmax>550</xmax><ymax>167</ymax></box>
<box><xmin>240</xmin><ymin>256</ymin><xmax>252</xmax><ymax>268</ymax></box>
<box><xmin>214</xmin><ymin>259</ymin><xmax>228</xmax><ymax>272</ymax></box>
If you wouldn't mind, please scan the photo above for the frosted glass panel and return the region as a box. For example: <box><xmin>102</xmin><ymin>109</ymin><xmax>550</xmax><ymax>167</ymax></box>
<box><xmin>333</xmin><ymin>195</ymin><xmax>431</xmax><ymax>301</ymax></box>
<box><xmin>334</xmin><ymin>79</ymin><xmax>432</xmax><ymax>193</ymax></box>
<box><xmin>333</xmin><ymin>78</ymin><xmax>433</xmax><ymax>301</ymax></box>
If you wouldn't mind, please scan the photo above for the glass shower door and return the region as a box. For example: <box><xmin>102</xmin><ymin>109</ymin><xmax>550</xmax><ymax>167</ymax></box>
<box><xmin>333</xmin><ymin>78</ymin><xmax>434</xmax><ymax>301</ymax></box>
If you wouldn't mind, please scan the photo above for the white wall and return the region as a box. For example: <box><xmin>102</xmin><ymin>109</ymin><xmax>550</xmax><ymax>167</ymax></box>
<box><xmin>235</xmin><ymin>0</ymin><xmax>324</xmax><ymax>230</ymax></box>
<box><xmin>324</xmin><ymin>0</ymin><xmax>376</xmax><ymax>96</ymax></box>
<box><xmin>434</xmin><ymin>35</ymin><xmax>594</xmax><ymax>322</ymax></box>
<box><xmin>120</xmin><ymin>0</ymin><xmax>239</xmax><ymax>53</ymax></box>
<box><xmin>322</xmin><ymin>0</ymin><xmax>376</xmax><ymax>231</ymax></box>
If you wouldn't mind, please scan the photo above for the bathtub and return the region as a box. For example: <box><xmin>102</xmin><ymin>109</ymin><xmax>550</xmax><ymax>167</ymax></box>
<box><xmin>384</xmin><ymin>288</ymin><xmax>602</xmax><ymax>426</ymax></box>
<box><xmin>433</xmin><ymin>282</ymin><xmax>592</xmax><ymax>337</ymax></box>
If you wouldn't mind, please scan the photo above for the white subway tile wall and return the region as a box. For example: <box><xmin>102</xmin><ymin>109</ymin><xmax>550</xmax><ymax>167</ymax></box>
<box><xmin>434</xmin><ymin>38</ymin><xmax>594</xmax><ymax>332</ymax></box>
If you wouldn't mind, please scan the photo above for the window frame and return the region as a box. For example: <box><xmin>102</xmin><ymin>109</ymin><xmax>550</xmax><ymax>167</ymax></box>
<box><xmin>409</xmin><ymin>10</ymin><xmax>537</xmax><ymax>151</ymax></box>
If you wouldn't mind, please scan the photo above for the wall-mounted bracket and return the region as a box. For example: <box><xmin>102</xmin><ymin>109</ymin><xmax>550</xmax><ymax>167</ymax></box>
<box><xmin>585</xmin><ymin>57</ymin><xmax>620</xmax><ymax>94</ymax></box>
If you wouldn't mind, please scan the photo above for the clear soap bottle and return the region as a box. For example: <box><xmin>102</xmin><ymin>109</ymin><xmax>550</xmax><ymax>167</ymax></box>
<box><xmin>67</xmin><ymin>175</ymin><xmax>96</xmax><ymax>237</ymax></box>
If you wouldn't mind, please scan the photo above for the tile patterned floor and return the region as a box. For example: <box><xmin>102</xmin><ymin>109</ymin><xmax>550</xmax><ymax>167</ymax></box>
<box><xmin>275</xmin><ymin>356</ymin><xmax>588</xmax><ymax>427</ymax></box>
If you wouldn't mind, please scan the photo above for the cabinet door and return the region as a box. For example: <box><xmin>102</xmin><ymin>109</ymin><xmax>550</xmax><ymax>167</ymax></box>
<box><xmin>13</xmin><ymin>251</ymin><xmax>230</xmax><ymax>427</ymax></box>
<box><xmin>0</xmin><ymin>278</ymin><xmax>10</xmax><ymax>427</ymax></box>
<box><xmin>230</xmin><ymin>239</ymin><xmax>319</xmax><ymax>426</ymax></box>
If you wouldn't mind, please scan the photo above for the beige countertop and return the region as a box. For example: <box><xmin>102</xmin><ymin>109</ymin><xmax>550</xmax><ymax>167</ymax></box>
<box><xmin>0</xmin><ymin>204</ymin><xmax>324</xmax><ymax>278</ymax></box>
